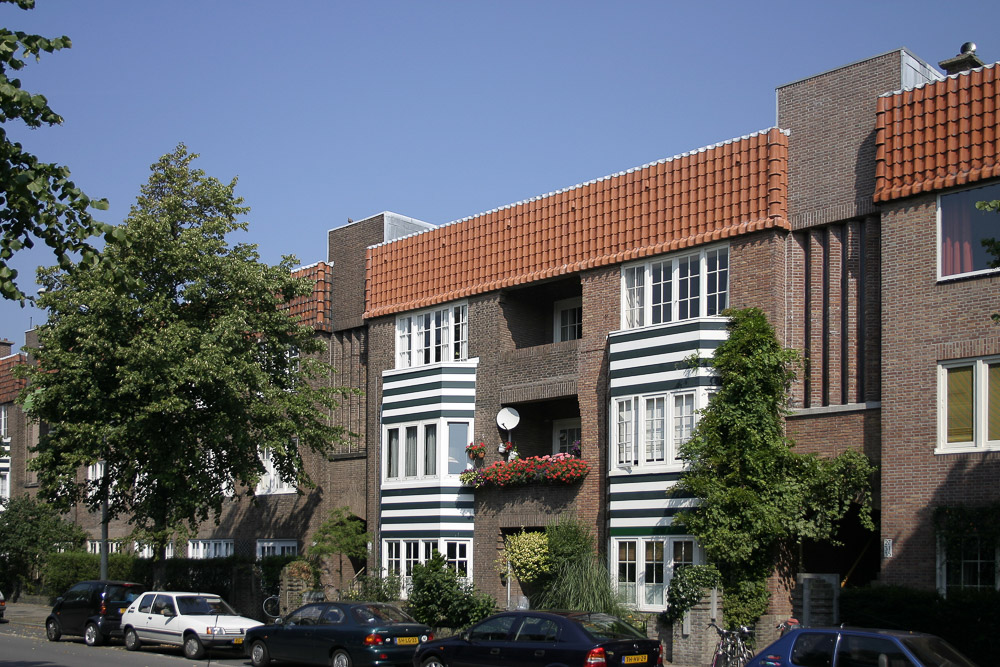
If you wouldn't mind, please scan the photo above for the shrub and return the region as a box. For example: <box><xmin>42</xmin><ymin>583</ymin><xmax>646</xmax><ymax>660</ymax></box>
<box><xmin>341</xmin><ymin>572</ymin><xmax>402</xmax><ymax>602</ymax></box>
<box><xmin>533</xmin><ymin>554</ymin><xmax>628</xmax><ymax>617</ymax></box>
<box><xmin>504</xmin><ymin>530</ymin><xmax>551</xmax><ymax>583</ymax></box>
<box><xmin>658</xmin><ymin>564</ymin><xmax>721</xmax><ymax>624</ymax></box>
<box><xmin>407</xmin><ymin>552</ymin><xmax>495</xmax><ymax>629</ymax></box>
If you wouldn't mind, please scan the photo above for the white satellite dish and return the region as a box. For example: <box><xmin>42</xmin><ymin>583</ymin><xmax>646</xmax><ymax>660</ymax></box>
<box><xmin>496</xmin><ymin>407</ymin><xmax>520</xmax><ymax>431</ymax></box>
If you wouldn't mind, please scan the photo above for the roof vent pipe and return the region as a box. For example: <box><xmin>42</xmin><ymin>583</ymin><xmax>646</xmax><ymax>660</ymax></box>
<box><xmin>938</xmin><ymin>42</ymin><xmax>985</xmax><ymax>75</ymax></box>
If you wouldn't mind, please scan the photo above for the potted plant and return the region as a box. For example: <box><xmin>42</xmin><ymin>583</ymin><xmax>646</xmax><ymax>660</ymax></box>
<box><xmin>466</xmin><ymin>441</ymin><xmax>487</xmax><ymax>459</ymax></box>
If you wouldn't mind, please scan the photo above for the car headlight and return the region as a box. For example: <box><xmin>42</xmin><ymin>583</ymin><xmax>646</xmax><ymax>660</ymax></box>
<box><xmin>207</xmin><ymin>627</ymin><xmax>226</xmax><ymax>635</ymax></box>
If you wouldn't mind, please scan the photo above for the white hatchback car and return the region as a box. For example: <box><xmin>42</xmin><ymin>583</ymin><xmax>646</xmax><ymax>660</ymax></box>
<box><xmin>121</xmin><ymin>591</ymin><xmax>261</xmax><ymax>659</ymax></box>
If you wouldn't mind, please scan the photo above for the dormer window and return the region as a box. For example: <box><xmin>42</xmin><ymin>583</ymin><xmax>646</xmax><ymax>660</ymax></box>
<box><xmin>621</xmin><ymin>245</ymin><xmax>728</xmax><ymax>330</ymax></box>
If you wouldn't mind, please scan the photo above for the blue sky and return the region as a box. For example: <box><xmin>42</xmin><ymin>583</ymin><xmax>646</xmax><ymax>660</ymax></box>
<box><xmin>0</xmin><ymin>0</ymin><xmax>989</xmax><ymax>352</ymax></box>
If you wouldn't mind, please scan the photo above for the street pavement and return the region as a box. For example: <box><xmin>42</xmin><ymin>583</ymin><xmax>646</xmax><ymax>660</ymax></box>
<box><xmin>2</xmin><ymin>599</ymin><xmax>51</xmax><ymax>629</ymax></box>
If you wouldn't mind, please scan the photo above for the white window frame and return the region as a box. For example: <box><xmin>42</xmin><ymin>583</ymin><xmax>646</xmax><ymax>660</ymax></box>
<box><xmin>936</xmin><ymin>356</ymin><xmax>1000</xmax><ymax>454</ymax></box>
<box><xmin>937</xmin><ymin>181</ymin><xmax>1000</xmax><ymax>281</ymax></box>
<box><xmin>611</xmin><ymin>536</ymin><xmax>702</xmax><ymax>612</ymax></box>
<box><xmin>383</xmin><ymin>418</ymin><xmax>470</xmax><ymax>484</ymax></box>
<box><xmin>612</xmin><ymin>389</ymin><xmax>703</xmax><ymax>471</ymax></box>
<box><xmin>553</xmin><ymin>297</ymin><xmax>583</xmax><ymax>342</ymax></box>
<box><xmin>0</xmin><ymin>404</ymin><xmax>7</xmax><ymax>439</ymax></box>
<box><xmin>395</xmin><ymin>303</ymin><xmax>468</xmax><ymax>369</ymax></box>
<box><xmin>188</xmin><ymin>539</ymin><xmax>234</xmax><ymax>559</ymax></box>
<box><xmin>382</xmin><ymin>538</ymin><xmax>472</xmax><ymax>598</ymax></box>
<box><xmin>620</xmin><ymin>244</ymin><xmax>729</xmax><ymax>330</ymax></box>
<box><xmin>87</xmin><ymin>540</ymin><xmax>122</xmax><ymax>555</ymax></box>
<box><xmin>552</xmin><ymin>418</ymin><xmax>581</xmax><ymax>455</ymax></box>
<box><xmin>256</xmin><ymin>539</ymin><xmax>298</xmax><ymax>558</ymax></box>
<box><xmin>257</xmin><ymin>447</ymin><xmax>297</xmax><ymax>495</ymax></box>
<box><xmin>0</xmin><ymin>472</ymin><xmax>9</xmax><ymax>504</ymax></box>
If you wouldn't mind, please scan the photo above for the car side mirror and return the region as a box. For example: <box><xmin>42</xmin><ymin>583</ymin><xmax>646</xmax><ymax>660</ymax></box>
<box><xmin>54</xmin><ymin>596</ymin><xmax>64</xmax><ymax>605</ymax></box>
<box><xmin>461</xmin><ymin>631</ymin><xmax>471</xmax><ymax>642</ymax></box>
<box><xmin>275</xmin><ymin>617</ymin><xmax>284</xmax><ymax>625</ymax></box>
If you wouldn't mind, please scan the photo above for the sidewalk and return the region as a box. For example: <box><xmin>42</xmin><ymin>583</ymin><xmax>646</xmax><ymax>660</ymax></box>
<box><xmin>2</xmin><ymin>600</ymin><xmax>51</xmax><ymax>628</ymax></box>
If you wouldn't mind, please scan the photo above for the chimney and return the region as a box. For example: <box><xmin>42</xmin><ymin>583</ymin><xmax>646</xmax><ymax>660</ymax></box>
<box><xmin>939</xmin><ymin>42</ymin><xmax>985</xmax><ymax>75</ymax></box>
<box><xmin>0</xmin><ymin>338</ymin><xmax>12</xmax><ymax>357</ymax></box>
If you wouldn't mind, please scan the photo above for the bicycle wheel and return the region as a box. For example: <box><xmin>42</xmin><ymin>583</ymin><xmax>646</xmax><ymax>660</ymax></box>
<box><xmin>263</xmin><ymin>595</ymin><xmax>280</xmax><ymax>617</ymax></box>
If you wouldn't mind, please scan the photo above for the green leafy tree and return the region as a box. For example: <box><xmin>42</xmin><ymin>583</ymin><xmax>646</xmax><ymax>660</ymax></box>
<box><xmin>0</xmin><ymin>494</ymin><xmax>87</xmax><ymax>599</ymax></box>
<box><xmin>0</xmin><ymin>0</ymin><xmax>110</xmax><ymax>302</ymax></box>
<box><xmin>677</xmin><ymin>307</ymin><xmax>875</xmax><ymax>627</ymax></box>
<box><xmin>308</xmin><ymin>506</ymin><xmax>370</xmax><ymax>588</ymax></box>
<box><xmin>20</xmin><ymin>145</ymin><xmax>356</xmax><ymax>587</ymax></box>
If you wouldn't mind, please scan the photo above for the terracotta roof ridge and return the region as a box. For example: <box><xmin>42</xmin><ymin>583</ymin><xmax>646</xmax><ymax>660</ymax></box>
<box><xmin>365</xmin><ymin>127</ymin><xmax>785</xmax><ymax>252</ymax></box>
<box><xmin>363</xmin><ymin>214</ymin><xmax>790</xmax><ymax>319</ymax></box>
<box><xmin>878</xmin><ymin>60</ymin><xmax>998</xmax><ymax>98</ymax></box>
<box><xmin>292</xmin><ymin>261</ymin><xmax>325</xmax><ymax>272</ymax></box>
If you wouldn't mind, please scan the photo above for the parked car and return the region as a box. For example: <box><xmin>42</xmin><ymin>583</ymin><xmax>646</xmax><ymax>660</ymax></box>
<box><xmin>245</xmin><ymin>601</ymin><xmax>433</xmax><ymax>667</ymax></box>
<box><xmin>121</xmin><ymin>590</ymin><xmax>261</xmax><ymax>659</ymax></box>
<box><xmin>747</xmin><ymin>626</ymin><xmax>978</xmax><ymax>667</ymax></box>
<box><xmin>44</xmin><ymin>579</ymin><xmax>146</xmax><ymax>646</ymax></box>
<box><xmin>0</xmin><ymin>589</ymin><xmax>5</xmax><ymax>621</ymax></box>
<box><xmin>412</xmin><ymin>610</ymin><xmax>662</xmax><ymax>667</ymax></box>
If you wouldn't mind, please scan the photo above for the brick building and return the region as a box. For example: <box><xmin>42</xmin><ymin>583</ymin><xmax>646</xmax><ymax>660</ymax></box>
<box><xmin>2</xmin><ymin>43</ymin><xmax>999</xmax><ymax>650</ymax></box>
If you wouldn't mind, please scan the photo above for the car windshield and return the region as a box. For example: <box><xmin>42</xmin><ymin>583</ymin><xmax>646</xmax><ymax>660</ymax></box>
<box><xmin>567</xmin><ymin>613</ymin><xmax>645</xmax><ymax>641</ymax></box>
<box><xmin>176</xmin><ymin>595</ymin><xmax>236</xmax><ymax>616</ymax></box>
<box><xmin>351</xmin><ymin>604</ymin><xmax>415</xmax><ymax>624</ymax></box>
<box><xmin>901</xmin><ymin>635</ymin><xmax>979</xmax><ymax>667</ymax></box>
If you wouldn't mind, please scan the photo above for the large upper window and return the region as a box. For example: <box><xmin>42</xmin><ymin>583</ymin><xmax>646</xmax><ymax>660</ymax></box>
<box><xmin>553</xmin><ymin>298</ymin><xmax>583</xmax><ymax>342</ymax></box>
<box><xmin>257</xmin><ymin>539</ymin><xmax>297</xmax><ymax>558</ymax></box>
<box><xmin>621</xmin><ymin>246</ymin><xmax>728</xmax><ymax>329</ymax></box>
<box><xmin>396</xmin><ymin>303</ymin><xmax>468</xmax><ymax>369</ymax></box>
<box><xmin>257</xmin><ymin>447</ymin><xmax>297</xmax><ymax>495</ymax></box>
<box><xmin>938</xmin><ymin>357</ymin><xmax>1000</xmax><ymax>453</ymax></box>
<box><xmin>939</xmin><ymin>181</ymin><xmax>1000</xmax><ymax>278</ymax></box>
<box><xmin>613</xmin><ymin>390</ymin><xmax>700</xmax><ymax>470</ymax></box>
<box><xmin>0</xmin><ymin>404</ymin><xmax>8</xmax><ymax>438</ymax></box>
<box><xmin>384</xmin><ymin>419</ymin><xmax>469</xmax><ymax>482</ymax></box>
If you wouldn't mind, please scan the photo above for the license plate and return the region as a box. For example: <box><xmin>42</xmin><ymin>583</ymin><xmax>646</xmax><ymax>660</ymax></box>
<box><xmin>397</xmin><ymin>636</ymin><xmax>419</xmax><ymax>645</ymax></box>
<box><xmin>623</xmin><ymin>655</ymin><xmax>647</xmax><ymax>664</ymax></box>
<box><xmin>233</xmin><ymin>638</ymin><xmax>243</xmax><ymax>645</ymax></box>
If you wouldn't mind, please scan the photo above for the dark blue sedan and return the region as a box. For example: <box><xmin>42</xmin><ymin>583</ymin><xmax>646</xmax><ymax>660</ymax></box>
<box><xmin>245</xmin><ymin>601</ymin><xmax>433</xmax><ymax>667</ymax></box>
<box><xmin>413</xmin><ymin>610</ymin><xmax>661</xmax><ymax>667</ymax></box>
<box><xmin>746</xmin><ymin>626</ymin><xmax>977</xmax><ymax>667</ymax></box>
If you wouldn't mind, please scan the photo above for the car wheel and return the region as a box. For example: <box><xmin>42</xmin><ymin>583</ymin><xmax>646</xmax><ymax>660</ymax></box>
<box><xmin>251</xmin><ymin>639</ymin><xmax>271</xmax><ymax>667</ymax></box>
<box><xmin>421</xmin><ymin>656</ymin><xmax>448</xmax><ymax>667</ymax></box>
<box><xmin>124</xmin><ymin>627</ymin><xmax>141</xmax><ymax>651</ymax></box>
<box><xmin>330</xmin><ymin>649</ymin><xmax>352</xmax><ymax>667</ymax></box>
<box><xmin>45</xmin><ymin>618</ymin><xmax>61</xmax><ymax>642</ymax></box>
<box><xmin>183</xmin><ymin>633</ymin><xmax>206</xmax><ymax>660</ymax></box>
<box><xmin>84</xmin><ymin>622</ymin><xmax>104</xmax><ymax>646</ymax></box>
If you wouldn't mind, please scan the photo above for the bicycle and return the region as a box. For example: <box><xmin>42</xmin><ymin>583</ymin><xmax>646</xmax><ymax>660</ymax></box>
<box><xmin>776</xmin><ymin>617</ymin><xmax>800</xmax><ymax>637</ymax></box>
<box><xmin>708</xmin><ymin>622</ymin><xmax>754</xmax><ymax>667</ymax></box>
<box><xmin>262</xmin><ymin>595</ymin><xmax>280</xmax><ymax>619</ymax></box>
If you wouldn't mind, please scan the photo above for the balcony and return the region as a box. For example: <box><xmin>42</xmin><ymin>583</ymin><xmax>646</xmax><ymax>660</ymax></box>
<box><xmin>498</xmin><ymin>340</ymin><xmax>579</xmax><ymax>403</ymax></box>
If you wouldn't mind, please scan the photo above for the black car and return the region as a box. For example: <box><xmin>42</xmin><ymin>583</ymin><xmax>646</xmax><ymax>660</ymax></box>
<box><xmin>746</xmin><ymin>626</ymin><xmax>978</xmax><ymax>667</ymax></box>
<box><xmin>245</xmin><ymin>601</ymin><xmax>433</xmax><ymax>667</ymax></box>
<box><xmin>45</xmin><ymin>579</ymin><xmax>146</xmax><ymax>646</ymax></box>
<box><xmin>413</xmin><ymin>610</ymin><xmax>662</xmax><ymax>667</ymax></box>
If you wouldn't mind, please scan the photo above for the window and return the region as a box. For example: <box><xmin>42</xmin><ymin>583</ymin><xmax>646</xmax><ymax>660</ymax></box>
<box><xmin>620</xmin><ymin>245</ymin><xmax>729</xmax><ymax>329</ymax></box>
<box><xmin>385</xmin><ymin>421</ymin><xmax>451</xmax><ymax>482</ymax></box>
<box><xmin>256</xmin><ymin>539</ymin><xmax>297</xmax><ymax>558</ymax></box>
<box><xmin>613</xmin><ymin>390</ymin><xmax>700</xmax><ymax>469</ymax></box>
<box><xmin>553</xmin><ymin>418</ymin><xmax>582</xmax><ymax>455</ymax></box>
<box><xmin>0</xmin><ymin>472</ymin><xmax>9</xmax><ymax>504</ymax></box>
<box><xmin>87</xmin><ymin>540</ymin><xmax>122</xmax><ymax>555</ymax></box>
<box><xmin>257</xmin><ymin>447</ymin><xmax>296</xmax><ymax>494</ymax></box>
<box><xmin>939</xmin><ymin>181</ymin><xmax>1000</xmax><ymax>278</ymax></box>
<box><xmin>135</xmin><ymin>542</ymin><xmax>175</xmax><ymax>559</ymax></box>
<box><xmin>0</xmin><ymin>404</ymin><xmax>7</xmax><ymax>438</ymax></box>
<box><xmin>939</xmin><ymin>536</ymin><xmax>997</xmax><ymax>594</ymax></box>
<box><xmin>383</xmin><ymin>538</ymin><xmax>472</xmax><ymax>597</ymax></box>
<box><xmin>554</xmin><ymin>298</ymin><xmax>583</xmax><ymax>342</ymax></box>
<box><xmin>188</xmin><ymin>539</ymin><xmax>234</xmax><ymax>559</ymax></box>
<box><xmin>938</xmin><ymin>357</ymin><xmax>1000</xmax><ymax>452</ymax></box>
<box><xmin>612</xmin><ymin>536</ymin><xmax>699</xmax><ymax>611</ymax></box>
<box><xmin>396</xmin><ymin>303</ymin><xmax>468</xmax><ymax>369</ymax></box>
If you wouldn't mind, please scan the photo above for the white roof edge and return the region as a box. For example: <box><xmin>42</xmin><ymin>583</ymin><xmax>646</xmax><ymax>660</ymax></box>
<box><xmin>367</xmin><ymin>127</ymin><xmax>782</xmax><ymax>251</ymax></box>
<box><xmin>292</xmin><ymin>260</ymin><xmax>324</xmax><ymax>272</ymax></box>
<box><xmin>777</xmin><ymin>48</ymin><xmax>940</xmax><ymax>90</ymax></box>
<box><xmin>326</xmin><ymin>211</ymin><xmax>435</xmax><ymax>237</ymax></box>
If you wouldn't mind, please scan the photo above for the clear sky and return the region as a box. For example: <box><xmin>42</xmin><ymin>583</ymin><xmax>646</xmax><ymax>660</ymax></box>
<box><xmin>0</xmin><ymin>0</ymin><xmax>989</xmax><ymax>352</ymax></box>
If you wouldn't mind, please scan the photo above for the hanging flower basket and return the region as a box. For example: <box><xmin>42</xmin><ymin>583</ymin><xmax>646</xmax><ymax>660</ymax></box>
<box><xmin>466</xmin><ymin>441</ymin><xmax>487</xmax><ymax>459</ymax></box>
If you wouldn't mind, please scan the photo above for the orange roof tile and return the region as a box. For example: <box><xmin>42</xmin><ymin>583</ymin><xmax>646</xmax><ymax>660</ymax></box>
<box><xmin>874</xmin><ymin>63</ymin><xmax>1000</xmax><ymax>203</ymax></box>
<box><xmin>283</xmin><ymin>262</ymin><xmax>333</xmax><ymax>332</ymax></box>
<box><xmin>0</xmin><ymin>354</ymin><xmax>27</xmax><ymax>404</ymax></box>
<box><xmin>365</xmin><ymin>128</ymin><xmax>790</xmax><ymax>318</ymax></box>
